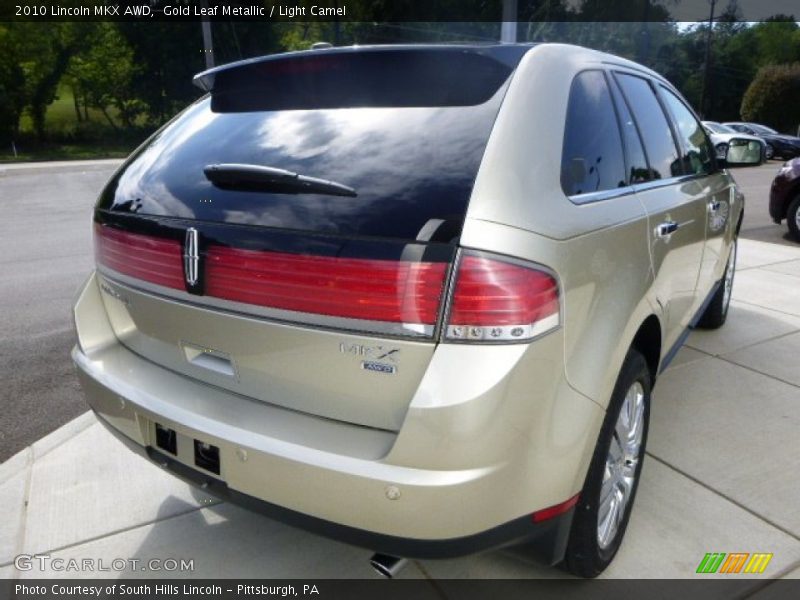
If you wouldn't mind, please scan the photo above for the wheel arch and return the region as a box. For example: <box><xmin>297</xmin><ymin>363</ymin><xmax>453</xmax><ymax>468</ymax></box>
<box><xmin>629</xmin><ymin>315</ymin><xmax>662</xmax><ymax>385</ymax></box>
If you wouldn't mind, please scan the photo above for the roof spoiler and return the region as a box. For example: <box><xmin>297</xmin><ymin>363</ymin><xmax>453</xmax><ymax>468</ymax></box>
<box><xmin>192</xmin><ymin>44</ymin><xmax>535</xmax><ymax>93</ymax></box>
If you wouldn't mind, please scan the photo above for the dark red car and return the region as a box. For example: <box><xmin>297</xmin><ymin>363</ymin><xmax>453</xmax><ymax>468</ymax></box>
<box><xmin>770</xmin><ymin>158</ymin><xmax>800</xmax><ymax>241</ymax></box>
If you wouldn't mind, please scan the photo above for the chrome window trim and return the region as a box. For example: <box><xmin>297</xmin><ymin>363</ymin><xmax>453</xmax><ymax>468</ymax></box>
<box><xmin>632</xmin><ymin>173</ymin><xmax>711</xmax><ymax>194</ymax></box>
<box><xmin>568</xmin><ymin>172</ymin><xmax>713</xmax><ymax>205</ymax></box>
<box><xmin>96</xmin><ymin>267</ymin><xmax>436</xmax><ymax>340</ymax></box>
<box><xmin>567</xmin><ymin>186</ymin><xmax>637</xmax><ymax>205</ymax></box>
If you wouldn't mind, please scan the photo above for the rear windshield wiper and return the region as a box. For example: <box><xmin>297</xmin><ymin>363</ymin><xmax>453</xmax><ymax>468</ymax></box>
<box><xmin>204</xmin><ymin>163</ymin><xmax>357</xmax><ymax>197</ymax></box>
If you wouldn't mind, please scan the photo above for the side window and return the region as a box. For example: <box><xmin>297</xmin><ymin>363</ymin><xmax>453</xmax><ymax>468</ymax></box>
<box><xmin>608</xmin><ymin>77</ymin><xmax>651</xmax><ymax>184</ymax></box>
<box><xmin>615</xmin><ymin>73</ymin><xmax>681</xmax><ymax>180</ymax></box>
<box><xmin>660</xmin><ymin>87</ymin><xmax>714</xmax><ymax>176</ymax></box>
<box><xmin>561</xmin><ymin>70</ymin><xmax>627</xmax><ymax>197</ymax></box>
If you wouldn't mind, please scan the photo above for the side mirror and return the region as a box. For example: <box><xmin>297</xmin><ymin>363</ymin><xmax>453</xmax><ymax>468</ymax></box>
<box><xmin>718</xmin><ymin>138</ymin><xmax>763</xmax><ymax>168</ymax></box>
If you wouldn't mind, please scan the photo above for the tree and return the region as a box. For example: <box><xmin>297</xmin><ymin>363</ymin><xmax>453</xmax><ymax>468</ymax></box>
<box><xmin>116</xmin><ymin>23</ymin><xmax>206</xmax><ymax>125</ymax></box>
<box><xmin>741</xmin><ymin>63</ymin><xmax>800</xmax><ymax>132</ymax></box>
<box><xmin>752</xmin><ymin>17</ymin><xmax>800</xmax><ymax>66</ymax></box>
<box><xmin>13</xmin><ymin>23</ymin><xmax>95</xmax><ymax>140</ymax></box>
<box><xmin>0</xmin><ymin>25</ymin><xmax>27</xmax><ymax>144</ymax></box>
<box><xmin>69</xmin><ymin>24</ymin><xmax>144</xmax><ymax>129</ymax></box>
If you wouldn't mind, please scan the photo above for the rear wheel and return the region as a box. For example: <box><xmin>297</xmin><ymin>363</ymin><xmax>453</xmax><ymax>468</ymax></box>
<box><xmin>787</xmin><ymin>196</ymin><xmax>800</xmax><ymax>242</ymax></box>
<box><xmin>696</xmin><ymin>238</ymin><xmax>737</xmax><ymax>329</ymax></box>
<box><xmin>764</xmin><ymin>144</ymin><xmax>774</xmax><ymax>160</ymax></box>
<box><xmin>562</xmin><ymin>350</ymin><xmax>651</xmax><ymax>578</ymax></box>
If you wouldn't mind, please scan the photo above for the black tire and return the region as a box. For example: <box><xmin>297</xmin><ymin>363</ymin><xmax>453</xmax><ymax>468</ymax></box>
<box><xmin>787</xmin><ymin>195</ymin><xmax>800</xmax><ymax>242</ymax></box>
<box><xmin>696</xmin><ymin>238</ymin><xmax>737</xmax><ymax>329</ymax></box>
<box><xmin>562</xmin><ymin>350</ymin><xmax>651</xmax><ymax>578</ymax></box>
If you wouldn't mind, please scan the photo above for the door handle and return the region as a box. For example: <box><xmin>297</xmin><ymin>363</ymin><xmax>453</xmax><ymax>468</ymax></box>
<box><xmin>655</xmin><ymin>221</ymin><xmax>679</xmax><ymax>238</ymax></box>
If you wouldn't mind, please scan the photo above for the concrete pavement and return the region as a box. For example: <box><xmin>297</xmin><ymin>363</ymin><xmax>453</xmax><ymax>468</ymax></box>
<box><xmin>1</xmin><ymin>238</ymin><xmax>799</xmax><ymax>584</ymax></box>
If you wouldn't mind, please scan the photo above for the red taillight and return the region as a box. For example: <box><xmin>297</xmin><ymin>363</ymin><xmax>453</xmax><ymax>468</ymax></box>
<box><xmin>445</xmin><ymin>253</ymin><xmax>559</xmax><ymax>341</ymax></box>
<box><xmin>93</xmin><ymin>224</ymin><xmax>559</xmax><ymax>342</ymax></box>
<box><xmin>205</xmin><ymin>246</ymin><xmax>447</xmax><ymax>327</ymax></box>
<box><xmin>94</xmin><ymin>224</ymin><xmax>184</xmax><ymax>290</ymax></box>
<box><xmin>531</xmin><ymin>494</ymin><xmax>580</xmax><ymax>523</ymax></box>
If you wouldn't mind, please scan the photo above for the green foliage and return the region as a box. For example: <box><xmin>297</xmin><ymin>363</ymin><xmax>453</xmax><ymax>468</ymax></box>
<box><xmin>0</xmin><ymin>25</ymin><xmax>26</xmax><ymax>144</ymax></box>
<box><xmin>14</xmin><ymin>22</ymin><xmax>96</xmax><ymax>139</ymax></box>
<box><xmin>741</xmin><ymin>63</ymin><xmax>800</xmax><ymax>133</ymax></box>
<box><xmin>69</xmin><ymin>24</ymin><xmax>145</xmax><ymax>129</ymax></box>
<box><xmin>752</xmin><ymin>17</ymin><xmax>800</xmax><ymax>66</ymax></box>
<box><xmin>4</xmin><ymin>7</ymin><xmax>800</xmax><ymax>160</ymax></box>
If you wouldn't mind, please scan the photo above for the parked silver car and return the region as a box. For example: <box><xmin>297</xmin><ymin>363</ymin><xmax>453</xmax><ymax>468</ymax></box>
<box><xmin>703</xmin><ymin>121</ymin><xmax>768</xmax><ymax>162</ymax></box>
<box><xmin>73</xmin><ymin>43</ymin><xmax>754</xmax><ymax>578</ymax></box>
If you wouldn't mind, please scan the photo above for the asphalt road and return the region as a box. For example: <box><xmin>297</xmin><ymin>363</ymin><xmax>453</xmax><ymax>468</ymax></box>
<box><xmin>0</xmin><ymin>160</ymin><xmax>122</xmax><ymax>462</ymax></box>
<box><xmin>0</xmin><ymin>159</ymin><xmax>794</xmax><ymax>462</ymax></box>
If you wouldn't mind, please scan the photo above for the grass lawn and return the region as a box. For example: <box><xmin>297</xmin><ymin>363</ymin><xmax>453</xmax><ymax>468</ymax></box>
<box><xmin>3</xmin><ymin>85</ymin><xmax>141</xmax><ymax>162</ymax></box>
<box><xmin>0</xmin><ymin>144</ymin><xmax>132</xmax><ymax>162</ymax></box>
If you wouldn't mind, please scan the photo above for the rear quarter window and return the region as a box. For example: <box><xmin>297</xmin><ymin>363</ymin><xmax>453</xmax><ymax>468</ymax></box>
<box><xmin>560</xmin><ymin>70</ymin><xmax>627</xmax><ymax>197</ymax></box>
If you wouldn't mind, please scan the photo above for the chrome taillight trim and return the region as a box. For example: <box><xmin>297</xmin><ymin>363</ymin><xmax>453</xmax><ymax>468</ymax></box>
<box><xmin>96</xmin><ymin>267</ymin><xmax>436</xmax><ymax>340</ymax></box>
<box><xmin>445</xmin><ymin>313</ymin><xmax>560</xmax><ymax>342</ymax></box>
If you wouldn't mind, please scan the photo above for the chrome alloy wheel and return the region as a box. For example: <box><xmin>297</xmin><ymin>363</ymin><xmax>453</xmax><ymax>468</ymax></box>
<box><xmin>722</xmin><ymin>241</ymin><xmax>736</xmax><ymax>311</ymax></box>
<box><xmin>597</xmin><ymin>381</ymin><xmax>645</xmax><ymax>550</ymax></box>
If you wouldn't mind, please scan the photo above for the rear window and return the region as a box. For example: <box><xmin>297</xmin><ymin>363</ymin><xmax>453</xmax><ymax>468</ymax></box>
<box><xmin>97</xmin><ymin>48</ymin><xmax>521</xmax><ymax>242</ymax></box>
<box><xmin>208</xmin><ymin>49</ymin><xmax>515</xmax><ymax>111</ymax></box>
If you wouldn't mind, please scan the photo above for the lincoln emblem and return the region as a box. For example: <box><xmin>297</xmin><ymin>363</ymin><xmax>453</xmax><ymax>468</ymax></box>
<box><xmin>184</xmin><ymin>227</ymin><xmax>199</xmax><ymax>286</ymax></box>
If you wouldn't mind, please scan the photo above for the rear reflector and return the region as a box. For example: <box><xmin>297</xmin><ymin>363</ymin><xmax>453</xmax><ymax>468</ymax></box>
<box><xmin>531</xmin><ymin>494</ymin><xmax>580</xmax><ymax>523</ymax></box>
<box><xmin>205</xmin><ymin>246</ymin><xmax>448</xmax><ymax>326</ymax></box>
<box><xmin>94</xmin><ymin>224</ymin><xmax>184</xmax><ymax>290</ymax></box>
<box><xmin>445</xmin><ymin>253</ymin><xmax>560</xmax><ymax>342</ymax></box>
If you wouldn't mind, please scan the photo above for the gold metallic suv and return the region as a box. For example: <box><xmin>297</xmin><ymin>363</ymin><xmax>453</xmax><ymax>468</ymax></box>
<box><xmin>73</xmin><ymin>44</ymin><xmax>750</xmax><ymax>577</ymax></box>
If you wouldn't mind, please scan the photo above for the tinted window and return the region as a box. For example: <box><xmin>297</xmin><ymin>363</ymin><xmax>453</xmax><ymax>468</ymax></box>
<box><xmin>729</xmin><ymin>124</ymin><xmax>754</xmax><ymax>134</ymax></box>
<box><xmin>561</xmin><ymin>71</ymin><xmax>627</xmax><ymax>196</ymax></box>
<box><xmin>97</xmin><ymin>51</ymin><xmax>519</xmax><ymax>242</ymax></box>
<box><xmin>660</xmin><ymin>87</ymin><xmax>714</xmax><ymax>176</ymax></box>
<box><xmin>705</xmin><ymin>122</ymin><xmax>735</xmax><ymax>134</ymax></box>
<box><xmin>608</xmin><ymin>77</ymin><xmax>651</xmax><ymax>184</ymax></box>
<box><xmin>615</xmin><ymin>73</ymin><xmax>681</xmax><ymax>180</ymax></box>
<box><xmin>749</xmin><ymin>124</ymin><xmax>777</xmax><ymax>134</ymax></box>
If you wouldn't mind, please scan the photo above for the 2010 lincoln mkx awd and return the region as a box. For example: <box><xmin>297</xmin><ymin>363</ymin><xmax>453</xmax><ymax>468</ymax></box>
<box><xmin>72</xmin><ymin>43</ymin><xmax>750</xmax><ymax>577</ymax></box>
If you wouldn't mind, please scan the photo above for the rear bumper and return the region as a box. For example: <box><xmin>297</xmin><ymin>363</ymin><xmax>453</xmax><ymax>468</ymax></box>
<box><xmin>91</xmin><ymin>407</ymin><xmax>573</xmax><ymax>561</ymax></box>
<box><xmin>73</xmin><ymin>271</ymin><xmax>602</xmax><ymax>562</ymax></box>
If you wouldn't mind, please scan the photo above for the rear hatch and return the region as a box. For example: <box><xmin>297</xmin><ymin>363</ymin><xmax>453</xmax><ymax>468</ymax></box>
<box><xmin>92</xmin><ymin>46</ymin><xmax>526</xmax><ymax>431</ymax></box>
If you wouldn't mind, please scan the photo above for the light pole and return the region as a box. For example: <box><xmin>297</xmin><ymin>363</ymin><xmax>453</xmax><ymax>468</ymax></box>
<box><xmin>501</xmin><ymin>0</ymin><xmax>518</xmax><ymax>43</ymax></box>
<box><xmin>699</xmin><ymin>0</ymin><xmax>717</xmax><ymax>117</ymax></box>
<box><xmin>201</xmin><ymin>0</ymin><xmax>215</xmax><ymax>69</ymax></box>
